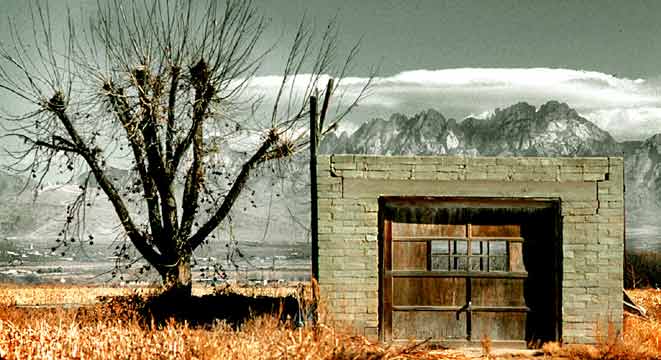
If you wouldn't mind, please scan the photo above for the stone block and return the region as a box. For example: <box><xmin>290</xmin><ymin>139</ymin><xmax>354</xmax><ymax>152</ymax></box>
<box><xmin>583</xmin><ymin>172</ymin><xmax>606</xmax><ymax>181</ymax></box>
<box><xmin>442</xmin><ymin>156</ymin><xmax>467</xmax><ymax>166</ymax></box>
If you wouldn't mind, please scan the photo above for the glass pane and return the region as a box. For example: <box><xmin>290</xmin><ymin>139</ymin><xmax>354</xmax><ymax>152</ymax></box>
<box><xmin>454</xmin><ymin>240</ymin><xmax>467</xmax><ymax>255</ymax></box>
<box><xmin>489</xmin><ymin>256</ymin><xmax>507</xmax><ymax>272</ymax></box>
<box><xmin>431</xmin><ymin>255</ymin><xmax>450</xmax><ymax>271</ymax></box>
<box><xmin>489</xmin><ymin>241</ymin><xmax>506</xmax><ymax>256</ymax></box>
<box><xmin>471</xmin><ymin>241</ymin><xmax>484</xmax><ymax>255</ymax></box>
<box><xmin>454</xmin><ymin>256</ymin><xmax>468</xmax><ymax>271</ymax></box>
<box><xmin>469</xmin><ymin>256</ymin><xmax>484</xmax><ymax>271</ymax></box>
<box><xmin>431</xmin><ymin>240</ymin><xmax>449</xmax><ymax>255</ymax></box>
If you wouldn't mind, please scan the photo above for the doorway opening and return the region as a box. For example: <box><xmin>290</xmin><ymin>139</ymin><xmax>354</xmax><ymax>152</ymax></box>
<box><xmin>378</xmin><ymin>197</ymin><xmax>562</xmax><ymax>347</ymax></box>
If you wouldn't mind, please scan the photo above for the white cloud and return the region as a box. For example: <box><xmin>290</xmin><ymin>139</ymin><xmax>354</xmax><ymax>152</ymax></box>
<box><xmin>364</xmin><ymin>68</ymin><xmax>658</xmax><ymax>109</ymax></box>
<box><xmin>582</xmin><ymin>107</ymin><xmax>661</xmax><ymax>141</ymax></box>
<box><xmin>241</xmin><ymin>68</ymin><xmax>661</xmax><ymax>141</ymax></box>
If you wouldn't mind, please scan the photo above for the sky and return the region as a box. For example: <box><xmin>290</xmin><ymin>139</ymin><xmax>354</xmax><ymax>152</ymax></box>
<box><xmin>258</xmin><ymin>0</ymin><xmax>661</xmax><ymax>79</ymax></box>
<box><xmin>2</xmin><ymin>0</ymin><xmax>661</xmax><ymax>140</ymax></box>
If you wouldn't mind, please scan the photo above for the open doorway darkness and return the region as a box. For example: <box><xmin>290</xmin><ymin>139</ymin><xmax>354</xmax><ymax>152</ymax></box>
<box><xmin>381</xmin><ymin>197</ymin><xmax>563</xmax><ymax>344</ymax></box>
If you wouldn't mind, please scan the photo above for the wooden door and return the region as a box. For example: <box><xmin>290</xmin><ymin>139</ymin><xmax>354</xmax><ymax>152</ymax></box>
<box><xmin>381</xmin><ymin>220</ymin><xmax>529</xmax><ymax>346</ymax></box>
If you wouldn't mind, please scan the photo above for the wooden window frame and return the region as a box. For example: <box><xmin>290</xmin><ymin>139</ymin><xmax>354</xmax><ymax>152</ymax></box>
<box><xmin>392</xmin><ymin>223</ymin><xmax>525</xmax><ymax>273</ymax></box>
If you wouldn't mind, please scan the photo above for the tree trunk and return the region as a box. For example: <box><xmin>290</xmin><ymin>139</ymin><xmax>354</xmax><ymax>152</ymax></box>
<box><xmin>162</xmin><ymin>253</ymin><xmax>193</xmax><ymax>299</ymax></box>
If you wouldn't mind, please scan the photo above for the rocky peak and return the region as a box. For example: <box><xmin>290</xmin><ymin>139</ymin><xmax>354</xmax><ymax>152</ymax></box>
<box><xmin>647</xmin><ymin>134</ymin><xmax>661</xmax><ymax>149</ymax></box>
<box><xmin>421</xmin><ymin>108</ymin><xmax>445</xmax><ymax>121</ymax></box>
<box><xmin>537</xmin><ymin>101</ymin><xmax>576</xmax><ymax>119</ymax></box>
<box><xmin>403</xmin><ymin>109</ymin><xmax>449</xmax><ymax>133</ymax></box>
<box><xmin>494</xmin><ymin>102</ymin><xmax>536</xmax><ymax>120</ymax></box>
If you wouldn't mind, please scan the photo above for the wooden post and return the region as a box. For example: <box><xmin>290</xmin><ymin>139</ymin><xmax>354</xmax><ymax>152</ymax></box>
<box><xmin>310</xmin><ymin>95</ymin><xmax>320</xmax><ymax>282</ymax></box>
<box><xmin>311</xmin><ymin>79</ymin><xmax>333</xmax><ymax>284</ymax></box>
<box><xmin>311</xmin><ymin>80</ymin><xmax>333</xmax><ymax>326</ymax></box>
<box><xmin>319</xmin><ymin>78</ymin><xmax>335</xmax><ymax>133</ymax></box>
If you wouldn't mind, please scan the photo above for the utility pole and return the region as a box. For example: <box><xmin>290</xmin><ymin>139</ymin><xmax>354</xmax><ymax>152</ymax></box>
<box><xmin>310</xmin><ymin>95</ymin><xmax>319</xmax><ymax>282</ymax></box>
<box><xmin>310</xmin><ymin>78</ymin><xmax>334</xmax><ymax>284</ymax></box>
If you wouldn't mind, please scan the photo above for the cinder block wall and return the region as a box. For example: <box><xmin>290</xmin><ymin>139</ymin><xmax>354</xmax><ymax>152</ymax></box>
<box><xmin>316</xmin><ymin>154</ymin><xmax>624</xmax><ymax>344</ymax></box>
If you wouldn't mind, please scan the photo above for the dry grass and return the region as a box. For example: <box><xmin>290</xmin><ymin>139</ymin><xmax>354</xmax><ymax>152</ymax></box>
<box><xmin>3</xmin><ymin>284</ymin><xmax>661</xmax><ymax>359</ymax></box>
<box><xmin>542</xmin><ymin>288</ymin><xmax>661</xmax><ymax>360</ymax></box>
<box><xmin>0</xmin><ymin>308</ymin><xmax>465</xmax><ymax>359</ymax></box>
<box><xmin>0</xmin><ymin>283</ymin><xmax>298</xmax><ymax>306</ymax></box>
<box><xmin>0</xmin><ymin>283</ymin><xmax>467</xmax><ymax>360</ymax></box>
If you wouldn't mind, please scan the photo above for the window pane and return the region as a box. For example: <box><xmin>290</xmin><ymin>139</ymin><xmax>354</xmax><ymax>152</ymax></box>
<box><xmin>489</xmin><ymin>256</ymin><xmax>507</xmax><ymax>272</ymax></box>
<box><xmin>431</xmin><ymin>255</ymin><xmax>450</xmax><ymax>271</ymax></box>
<box><xmin>454</xmin><ymin>240</ymin><xmax>467</xmax><ymax>255</ymax></box>
<box><xmin>471</xmin><ymin>241</ymin><xmax>484</xmax><ymax>255</ymax></box>
<box><xmin>489</xmin><ymin>241</ymin><xmax>506</xmax><ymax>256</ymax></box>
<box><xmin>469</xmin><ymin>256</ymin><xmax>484</xmax><ymax>271</ymax></box>
<box><xmin>454</xmin><ymin>256</ymin><xmax>468</xmax><ymax>271</ymax></box>
<box><xmin>431</xmin><ymin>240</ymin><xmax>449</xmax><ymax>255</ymax></box>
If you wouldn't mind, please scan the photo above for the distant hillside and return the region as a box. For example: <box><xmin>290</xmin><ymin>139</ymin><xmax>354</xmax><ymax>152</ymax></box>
<box><xmin>625</xmin><ymin>134</ymin><xmax>661</xmax><ymax>218</ymax></box>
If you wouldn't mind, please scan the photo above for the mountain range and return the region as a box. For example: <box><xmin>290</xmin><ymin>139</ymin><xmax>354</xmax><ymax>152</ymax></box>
<box><xmin>322</xmin><ymin>101</ymin><xmax>620</xmax><ymax>156</ymax></box>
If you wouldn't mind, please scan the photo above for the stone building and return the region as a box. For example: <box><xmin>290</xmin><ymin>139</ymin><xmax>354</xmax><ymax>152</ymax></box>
<box><xmin>316</xmin><ymin>154</ymin><xmax>624</xmax><ymax>346</ymax></box>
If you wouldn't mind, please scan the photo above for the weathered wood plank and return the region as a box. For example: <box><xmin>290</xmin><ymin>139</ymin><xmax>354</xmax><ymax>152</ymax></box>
<box><xmin>392</xmin><ymin>242</ymin><xmax>427</xmax><ymax>270</ymax></box>
<box><xmin>392</xmin><ymin>311</ymin><xmax>467</xmax><ymax>340</ymax></box>
<box><xmin>383</xmin><ymin>219</ymin><xmax>392</xmax><ymax>342</ymax></box>
<box><xmin>392</xmin><ymin>305</ymin><xmax>529</xmax><ymax>312</ymax></box>
<box><xmin>472</xmin><ymin>224</ymin><xmax>521</xmax><ymax>237</ymax></box>
<box><xmin>391</xmin><ymin>222</ymin><xmax>465</xmax><ymax>237</ymax></box>
<box><xmin>389</xmin><ymin>270</ymin><xmax>528</xmax><ymax>278</ymax></box>
<box><xmin>509</xmin><ymin>242</ymin><xmax>526</xmax><ymax>273</ymax></box>
<box><xmin>471</xmin><ymin>278</ymin><xmax>526</xmax><ymax>307</ymax></box>
<box><xmin>472</xmin><ymin>312</ymin><xmax>526</xmax><ymax>341</ymax></box>
<box><xmin>392</xmin><ymin>277</ymin><xmax>464</xmax><ymax>306</ymax></box>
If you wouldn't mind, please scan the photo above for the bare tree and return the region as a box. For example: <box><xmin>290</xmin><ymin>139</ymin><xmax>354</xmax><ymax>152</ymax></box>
<box><xmin>0</xmin><ymin>0</ymin><xmax>372</xmax><ymax>297</ymax></box>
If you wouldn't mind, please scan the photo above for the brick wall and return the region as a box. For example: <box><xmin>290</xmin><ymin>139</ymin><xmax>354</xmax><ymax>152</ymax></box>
<box><xmin>316</xmin><ymin>154</ymin><xmax>624</xmax><ymax>344</ymax></box>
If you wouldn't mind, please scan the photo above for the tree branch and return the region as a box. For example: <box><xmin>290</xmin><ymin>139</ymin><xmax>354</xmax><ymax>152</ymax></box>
<box><xmin>178</xmin><ymin>59</ymin><xmax>214</xmax><ymax>242</ymax></box>
<box><xmin>171</xmin><ymin>60</ymin><xmax>214</xmax><ymax>177</ymax></box>
<box><xmin>134</xmin><ymin>66</ymin><xmax>167</xmax><ymax>184</ymax></box>
<box><xmin>185</xmin><ymin>129</ymin><xmax>277</xmax><ymax>251</ymax></box>
<box><xmin>132</xmin><ymin>69</ymin><xmax>180</xmax><ymax>252</ymax></box>
<box><xmin>165</xmin><ymin>65</ymin><xmax>180</xmax><ymax>175</ymax></box>
<box><xmin>104</xmin><ymin>84</ymin><xmax>165</xmax><ymax>250</ymax></box>
<box><xmin>177</xmin><ymin>117</ymin><xmax>204</xmax><ymax>242</ymax></box>
<box><xmin>48</xmin><ymin>91</ymin><xmax>165</xmax><ymax>269</ymax></box>
<box><xmin>10</xmin><ymin>133</ymin><xmax>81</xmax><ymax>154</ymax></box>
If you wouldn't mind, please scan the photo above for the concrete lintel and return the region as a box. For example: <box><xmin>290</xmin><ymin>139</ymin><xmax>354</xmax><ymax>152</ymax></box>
<box><xmin>342</xmin><ymin>178</ymin><xmax>597</xmax><ymax>201</ymax></box>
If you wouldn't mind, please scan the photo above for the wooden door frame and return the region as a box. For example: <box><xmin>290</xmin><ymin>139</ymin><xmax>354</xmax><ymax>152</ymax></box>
<box><xmin>378</xmin><ymin>196</ymin><xmax>562</xmax><ymax>345</ymax></box>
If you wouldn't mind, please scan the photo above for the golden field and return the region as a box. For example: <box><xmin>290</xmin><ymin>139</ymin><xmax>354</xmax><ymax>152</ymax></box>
<box><xmin>0</xmin><ymin>284</ymin><xmax>659</xmax><ymax>359</ymax></box>
<box><xmin>0</xmin><ymin>283</ymin><xmax>299</xmax><ymax>306</ymax></box>
<box><xmin>0</xmin><ymin>284</ymin><xmax>467</xmax><ymax>360</ymax></box>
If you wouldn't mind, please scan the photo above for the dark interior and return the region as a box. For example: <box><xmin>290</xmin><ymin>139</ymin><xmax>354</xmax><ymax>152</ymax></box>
<box><xmin>381</xmin><ymin>197</ymin><xmax>563</xmax><ymax>344</ymax></box>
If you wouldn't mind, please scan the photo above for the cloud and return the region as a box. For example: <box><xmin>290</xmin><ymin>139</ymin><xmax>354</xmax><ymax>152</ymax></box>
<box><xmin>582</xmin><ymin>107</ymin><xmax>661</xmax><ymax>141</ymax></box>
<box><xmin>244</xmin><ymin>68</ymin><xmax>661</xmax><ymax>141</ymax></box>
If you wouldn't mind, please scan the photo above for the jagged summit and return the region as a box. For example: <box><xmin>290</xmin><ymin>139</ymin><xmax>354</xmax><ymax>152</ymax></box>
<box><xmin>322</xmin><ymin>101</ymin><xmax>621</xmax><ymax>157</ymax></box>
<box><xmin>321</xmin><ymin>108</ymin><xmax>465</xmax><ymax>155</ymax></box>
